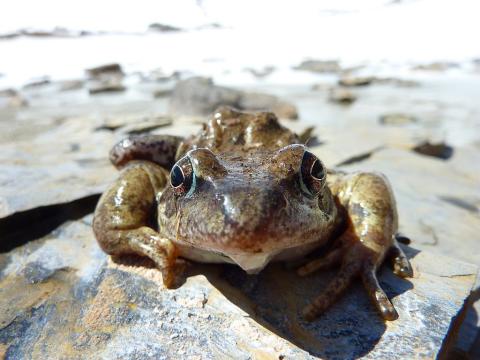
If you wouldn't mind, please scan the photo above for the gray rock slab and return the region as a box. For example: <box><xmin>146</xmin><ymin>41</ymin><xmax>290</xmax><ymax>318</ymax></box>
<box><xmin>0</xmin><ymin>217</ymin><xmax>476</xmax><ymax>359</ymax></box>
<box><xmin>328</xmin><ymin>146</ymin><xmax>480</xmax><ymax>354</ymax></box>
<box><xmin>0</xmin><ymin>117</ymin><xmax>117</xmax><ymax>218</ymax></box>
<box><xmin>330</xmin><ymin>147</ymin><xmax>480</xmax><ymax>267</ymax></box>
<box><xmin>169</xmin><ymin>77</ymin><xmax>298</xmax><ymax>119</ymax></box>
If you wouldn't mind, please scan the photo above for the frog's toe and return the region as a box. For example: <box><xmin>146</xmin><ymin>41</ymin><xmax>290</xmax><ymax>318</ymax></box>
<box><xmin>161</xmin><ymin>258</ymin><xmax>189</xmax><ymax>289</ymax></box>
<box><xmin>362</xmin><ymin>269</ymin><xmax>399</xmax><ymax>321</ymax></box>
<box><xmin>297</xmin><ymin>247</ymin><xmax>343</xmax><ymax>276</ymax></box>
<box><xmin>390</xmin><ymin>243</ymin><xmax>414</xmax><ymax>278</ymax></box>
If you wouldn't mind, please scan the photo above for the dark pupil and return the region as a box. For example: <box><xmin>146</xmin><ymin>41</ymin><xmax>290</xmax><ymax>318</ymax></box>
<box><xmin>311</xmin><ymin>160</ymin><xmax>324</xmax><ymax>180</ymax></box>
<box><xmin>171</xmin><ymin>165</ymin><xmax>184</xmax><ymax>187</ymax></box>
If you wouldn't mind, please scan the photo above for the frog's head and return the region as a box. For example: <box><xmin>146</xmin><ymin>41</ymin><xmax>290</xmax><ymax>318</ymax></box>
<box><xmin>157</xmin><ymin>144</ymin><xmax>337</xmax><ymax>273</ymax></box>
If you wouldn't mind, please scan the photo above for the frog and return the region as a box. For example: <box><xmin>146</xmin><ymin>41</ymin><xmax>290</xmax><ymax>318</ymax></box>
<box><xmin>93</xmin><ymin>106</ymin><xmax>413</xmax><ymax>321</ymax></box>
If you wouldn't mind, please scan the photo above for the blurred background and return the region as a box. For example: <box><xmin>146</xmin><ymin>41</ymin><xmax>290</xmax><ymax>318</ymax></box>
<box><xmin>0</xmin><ymin>0</ymin><xmax>479</xmax><ymax>358</ymax></box>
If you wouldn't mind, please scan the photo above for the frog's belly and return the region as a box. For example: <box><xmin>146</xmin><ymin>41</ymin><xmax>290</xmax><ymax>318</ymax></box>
<box><xmin>174</xmin><ymin>240</ymin><xmax>325</xmax><ymax>274</ymax></box>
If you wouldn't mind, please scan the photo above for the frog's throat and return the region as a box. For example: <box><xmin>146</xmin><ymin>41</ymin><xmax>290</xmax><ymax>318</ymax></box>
<box><xmin>228</xmin><ymin>253</ymin><xmax>273</xmax><ymax>274</ymax></box>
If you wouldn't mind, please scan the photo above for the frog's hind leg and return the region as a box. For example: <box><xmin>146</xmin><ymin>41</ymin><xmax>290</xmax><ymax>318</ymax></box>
<box><xmin>297</xmin><ymin>247</ymin><xmax>343</xmax><ymax>276</ymax></box>
<box><xmin>109</xmin><ymin>134</ymin><xmax>183</xmax><ymax>170</ymax></box>
<box><xmin>300</xmin><ymin>172</ymin><xmax>413</xmax><ymax>322</ymax></box>
<box><xmin>302</xmin><ymin>248</ymin><xmax>362</xmax><ymax>321</ymax></box>
<box><xmin>93</xmin><ymin>161</ymin><xmax>181</xmax><ymax>288</ymax></box>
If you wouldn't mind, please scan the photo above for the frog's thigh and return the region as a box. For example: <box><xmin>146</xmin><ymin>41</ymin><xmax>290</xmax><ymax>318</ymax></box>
<box><xmin>109</xmin><ymin>134</ymin><xmax>183</xmax><ymax>169</ymax></box>
<box><xmin>303</xmin><ymin>172</ymin><xmax>412</xmax><ymax>321</ymax></box>
<box><xmin>93</xmin><ymin>161</ymin><xmax>178</xmax><ymax>287</ymax></box>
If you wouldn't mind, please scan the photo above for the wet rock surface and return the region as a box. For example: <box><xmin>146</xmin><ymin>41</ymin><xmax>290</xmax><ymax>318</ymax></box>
<box><xmin>0</xmin><ymin>217</ymin><xmax>476</xmax><ymax>359</ymax></box>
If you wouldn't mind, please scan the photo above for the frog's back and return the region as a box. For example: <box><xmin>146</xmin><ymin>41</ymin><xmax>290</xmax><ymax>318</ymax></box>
<box><xmin>176</xmin><ymin>107</ymin><xmax>300</xmax><ymax>159</ymax></box>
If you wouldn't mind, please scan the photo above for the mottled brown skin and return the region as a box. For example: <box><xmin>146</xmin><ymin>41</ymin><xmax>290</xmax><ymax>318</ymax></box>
<box><xmin>93</xmin><ymin>106</ymin><xmax>413</xmax><ymax>321</ymax></box>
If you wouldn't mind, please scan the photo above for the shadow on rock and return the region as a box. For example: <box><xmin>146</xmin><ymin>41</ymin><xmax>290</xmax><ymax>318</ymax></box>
<box><xmin>185</xmin><ymin>246</ymin><xmax>417</xmax><ymax>359</ymax></box>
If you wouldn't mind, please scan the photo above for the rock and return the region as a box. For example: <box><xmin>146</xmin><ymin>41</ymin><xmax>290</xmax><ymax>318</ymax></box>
<box><xmin>412</xmin><ymin>141</ymin><xmax>454</xmax><ymax>160</ymax></box>
<box><xmin>58</xmin><ymin>79</ymin><xmax>84</xmax><ymax>91</ymax></box>
<box><xmin>311</xmin><ymin>83</ymin><xmax>331</xmax><ymax>91</ymax></box>
<box><xmin>334</xmin><ymin>147</ymin><xmax>480</xmax><ymax>267</ymax></box>
<box><xmin>379</xmin><ymin>113</ymin><xmax>417</xmax><ymax>126</ymax></box>
<box><xmin>372</xmin><ymin>77</ymin><xmax>420</xmax><ymax>87</ymax></box>
<box><xmin>0</xmin><ymin>216</ymin><xmax>476</xmax><ymax>359</ymax></box>
<box><xmin>338</xmin><ymin>75</ymin><xmax>373</xmax><ymax>87</ymax></box>
<box><xmin>0</xmin><ymin>117</ymin><xmax>116</xmax><ymax>219</ymax></box>
<box><xmin>239</xmin><ymin>92</ymin><xmax>298</xmax><ymax>120</ymax></box>
<box><xmin>153</xmin><ymin>89</ymin><xmax>172</xmax><ymax>98</ymax></box>
<box><xmin>0</xmin><ymin>88</ymin><xmax>18</xmax><ymax>97</ymax></box>
<box><xmin>0</xmin><ymin>32</ymin><xmax>18</xmax><ymax>40</ymax></box>
<box><xmin>86</xmin><ymin>64</ymin><xmax>125</xmax><ymax>94</ymax></box>
<box><xmin>169</xmin><ymin>77</ymin><xmax>239</xmax><ymax>116</ymax></box>
<box><xmin>88</xmin><ymin>79</ymin><xmax>126</xmax><ymax>95</ymax></box>
<box><xmin>328</xmin><ymin>87</ymin><xmax>357</xmax><ymax>104</ymax></box>
<box><xmin>22</xmin><ymin>76</ymin><xmax>51</xmax><ymax>89</ymax></box>
<box><xmin>0</xmin><ymin>27</ymin><xmax>90</xmax><ymax>40</ymax></box>
<box><xmin>96</xmin><ymin>114</ymin><xmax>173</xmax><ymax>135</ymax></box>
<box><xmin>169</xmin><ymin>77</ymin><xmax>298</xmax><ymax>120</ymax></box>
<box><xmin>85</xmin><ymin>63</ymin><xmax>124</xmax><ymax>79</ymax></box>
<box><xmin>412</xmin><ymin>62</ymin><xmax>460</xmax><ymax>71</ymax></box>
<box><xmin>245</xmin><ymin>66</ymin><xmax>276</xmax><ymax>78</ymax></box>
<box><xmin>4</xmin><ymin>95</ymin><xmax>28</xmax><ymax>108</ymax></box>
<box><xmin>196</xmin><ymin>23</ymin><xmax>223</xmax><ymax>30</ymax></box>
<box><xmin>148</xmin><ymin>23</ymin><xmax>182</xmax><ymax>32</ymax></box>
<box><xmin>141</xmin><ymin>69</ymin><xmax>181</xmax><ymax>83</ymax></box>
<box><xmin>0</xmin><ymin>88</ymin><xmax>28</xmax><ymax>108</ymax></box>
<box><xmin>294</xmin><ymin>60</ymin><xmax>341</xmax><ymax>73</ymax></box>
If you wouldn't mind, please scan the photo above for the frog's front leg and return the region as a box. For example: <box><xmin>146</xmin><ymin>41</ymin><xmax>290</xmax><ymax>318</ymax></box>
<box><xmin>298</xmin><ymin>172</ymin><xmax>413</xmax><ymax>321</ymax></box>
<box><xmin>109</xmin><ymin>134</ymin><xmax>183</xmax><ymax>170</ymax></box>
<box><xmin>93</xmin><ymin>161</ymin><xmax>180</xmax><ymax>288</ymax></box>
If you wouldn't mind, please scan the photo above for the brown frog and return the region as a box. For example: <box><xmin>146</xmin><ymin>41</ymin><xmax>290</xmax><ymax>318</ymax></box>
<box><xmin>93</xmin><ymin>107</ymin><xmax>413</xmax><ymax>321</ymax></box>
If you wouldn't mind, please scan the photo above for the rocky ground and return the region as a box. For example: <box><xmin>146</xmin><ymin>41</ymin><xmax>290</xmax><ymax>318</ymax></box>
<box><xmin>0</xmin><ymin>59</ymin><xmax>479</xmax><ymax>359</ymax></box>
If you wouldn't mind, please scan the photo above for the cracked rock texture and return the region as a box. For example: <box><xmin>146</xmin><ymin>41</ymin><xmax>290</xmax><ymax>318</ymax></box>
<box><xmin>0</xmin><ymin>217</ymin><xmax>477</xmax><ymax>359</ymax></box>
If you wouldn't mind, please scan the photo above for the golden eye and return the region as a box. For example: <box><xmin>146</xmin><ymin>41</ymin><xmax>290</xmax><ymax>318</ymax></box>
<box><xmin>300</xmin><ymin>151</ymin><xmax>326</xmax><ymax>196</ymax></box>
<box><xmin>310</xmin><ymin>158</ymin><xmax>325</xmax><ymax>180</ymax></box>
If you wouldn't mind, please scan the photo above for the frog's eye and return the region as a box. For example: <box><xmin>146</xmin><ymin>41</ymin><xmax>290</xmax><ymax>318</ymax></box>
<box><xmin>170</xmin><ymin>156</ymin><xmax>194</xmax><ymax>196</ymax></box>
<box><xmin>300</xmin><ymin>151</ymin><xmax>326</xmax><ymax>196</ymax></box>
